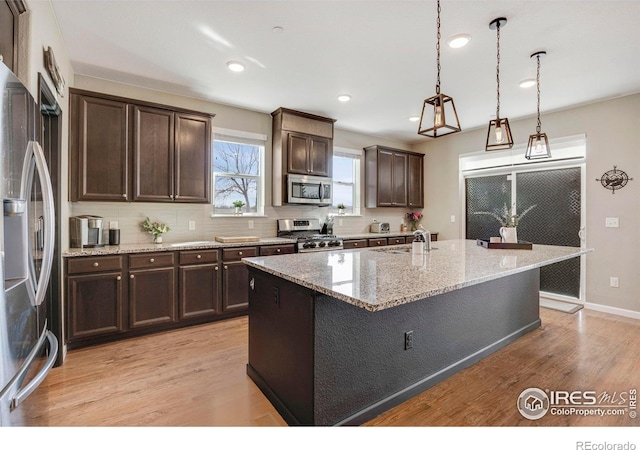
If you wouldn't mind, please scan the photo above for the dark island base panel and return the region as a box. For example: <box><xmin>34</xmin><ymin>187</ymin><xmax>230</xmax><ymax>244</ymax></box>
<box><xmin>246</xmin><ymin>268</ymin><xmax>541</xmax><ymax>426</ymax></box>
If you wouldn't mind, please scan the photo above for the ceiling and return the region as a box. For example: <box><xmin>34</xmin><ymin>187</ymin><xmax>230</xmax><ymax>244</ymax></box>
<box><xmin>51</xmin><ymin>0</ymin><xmax>640</xmax><ymax>144</ymax></box>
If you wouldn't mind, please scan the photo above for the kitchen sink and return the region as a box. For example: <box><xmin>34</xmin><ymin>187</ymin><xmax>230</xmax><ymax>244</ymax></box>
<box><xmin>169</xmin><ymin>241</ymin><xmax>216</xmax><ymax>247</ymax></box>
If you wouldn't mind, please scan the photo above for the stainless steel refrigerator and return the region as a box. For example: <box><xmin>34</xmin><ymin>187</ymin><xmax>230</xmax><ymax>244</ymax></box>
<box><xmin>0</xmin><ymin>63</ymin><xmax>58</xmax><ymax>425</ymax></box>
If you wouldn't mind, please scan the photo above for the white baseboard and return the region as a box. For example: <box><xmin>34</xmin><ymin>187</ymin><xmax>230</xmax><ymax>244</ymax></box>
<box><xmin>583</xmin><ymin>302</ymin><xmax>640</xmax><ymax>321</ymax></box>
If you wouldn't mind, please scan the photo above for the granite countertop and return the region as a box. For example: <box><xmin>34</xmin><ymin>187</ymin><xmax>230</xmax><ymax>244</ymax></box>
<box><xmin>340</xmin><ymin>231</ymin><xmax>438</xmax><ymax>240</ymax></box>
<box><xmin>62</xmin><ymin>237</ymin><xmax>297</xmax><ymax>257</ymax></box>
<box><xmin>242</xmin><ymin>239</ymin><xmax>593</xmax><ymax>312</ymax></box>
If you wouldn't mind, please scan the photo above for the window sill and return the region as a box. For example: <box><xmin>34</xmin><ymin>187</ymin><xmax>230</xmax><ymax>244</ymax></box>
<box><xmin>210</xmin><ymin>214</ymin><xmax>269</xmax><ymax>218</ymax></box>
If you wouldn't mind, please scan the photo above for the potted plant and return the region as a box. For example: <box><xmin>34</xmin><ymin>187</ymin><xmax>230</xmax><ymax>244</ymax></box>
<box><xmin>232</xmin><ymin>200</ymin><xmax>245</xmax><ymax>215</ymax></box>
<box><xmin>473</xmin><ymin>203</ymin><xmax>536</xmax><ymax>243</ymax></box>
<box><xmin>337</xmin><ymin>203</ymin><xmax>346</xmax><ymax>215</ymax></box>
<box><xmin>140</xmin><ymin>217</ymin><xmax>170</xmax><ymax>244</ymax></box>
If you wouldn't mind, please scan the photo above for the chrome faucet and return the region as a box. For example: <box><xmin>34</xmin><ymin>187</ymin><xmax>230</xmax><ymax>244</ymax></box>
<box><xmin>413</xmin><ymin>228</ymin><xmax>431</xmax><ymax>252</ymax></box>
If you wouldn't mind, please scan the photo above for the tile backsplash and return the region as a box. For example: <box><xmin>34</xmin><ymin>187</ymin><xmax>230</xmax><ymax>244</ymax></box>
<box><xmin>69</xmin><ymin>202</ymin><xmax>422</xmax><ymax>246</ymax></box>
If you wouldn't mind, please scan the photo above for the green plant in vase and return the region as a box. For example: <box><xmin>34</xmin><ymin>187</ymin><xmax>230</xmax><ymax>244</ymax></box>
<box><xmin>140</xmin><ymin>217</ymin><xmax>170</xmax><ymax>244</ymax></box>
<box><xmin>233</xmin><ymin>200</ymin><xmax>246</xmax><ymax>215</ymax></box>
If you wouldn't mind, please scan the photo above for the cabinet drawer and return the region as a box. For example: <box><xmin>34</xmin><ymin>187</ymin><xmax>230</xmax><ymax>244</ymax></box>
<box><xmin>222</xmin><ymin>246</ymin><xmax>258</xmax><ymax>261</ymax></box>
<box><xmin>259</xmin><ymin>244</ymin><xmax>296</xmax><ymax>256</ymax></box>
<box><xmin>129</xmin><ymin>252</ymin><xmax>174</xmax><ymax>269</ymax></box>
<box><xmin>368</xmin><ymin>238</ymin><xmax>388</xmax><ymax>247</ymax></box>
<box><xmin>343</xmin><ymin>239</ymin><xmax>367</xmax><ymax>249</ymax></box>
<box><xmin>67</xmin><ymin>255</ymin><xmax>123</xmax><ymax>275</ymax></box>
<box><xmin>179</xmin><ymin>249</ymin><xmax>219</xmax><ymax>265</ymax></box>
<box><xmin>388</xmin><ymin>236</ymin><xmax>406</xmax><ymax>245</ymax></box>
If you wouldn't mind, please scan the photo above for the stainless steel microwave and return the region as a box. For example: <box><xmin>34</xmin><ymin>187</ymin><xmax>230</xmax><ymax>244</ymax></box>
<box><xmin>287</xmin><ymin>174</ymin><xmax>332</xmax><ymax>205</ymax></box>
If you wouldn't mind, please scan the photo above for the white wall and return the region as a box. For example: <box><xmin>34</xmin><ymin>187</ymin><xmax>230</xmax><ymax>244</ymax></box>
<box><xmin>412</xmin><ymin>94</ymin><xmax>640</xmax><ymax>316</ymax></box>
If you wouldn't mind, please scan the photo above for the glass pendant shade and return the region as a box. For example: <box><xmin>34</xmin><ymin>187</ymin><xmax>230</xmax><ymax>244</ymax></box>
<box><xmin>418</xmin><ymin>93</ymin><xmax>461</xmax><ymax>137</ymax></box>
<box><xmin>525</xmin><ymin>132</ymin><xmax>551</xmax><ymax>159</ymax></box>
<box><xmin>486</xmin><ymin>117</ymin><xmax>514</xmax><ymax>151</ymax></box>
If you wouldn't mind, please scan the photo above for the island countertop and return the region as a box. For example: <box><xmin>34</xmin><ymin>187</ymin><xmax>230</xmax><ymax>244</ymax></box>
<box><xmin>242</xmin><ymin>239</ymin><xmax>592</xmax><ymax>312</ymax></box>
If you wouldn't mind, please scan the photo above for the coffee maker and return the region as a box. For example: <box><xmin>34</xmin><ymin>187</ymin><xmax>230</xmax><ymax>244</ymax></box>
<box><xmin>70</xmin><ymin>215</ymin><xmax>105</xmax><ymax>248</ymax></box>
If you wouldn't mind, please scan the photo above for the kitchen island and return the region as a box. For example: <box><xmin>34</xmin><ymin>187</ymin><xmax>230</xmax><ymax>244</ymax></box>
<box><xmin>243</xmin><ymin>239</ymin><xmax>591</xmax><ymax>426</ymax></box>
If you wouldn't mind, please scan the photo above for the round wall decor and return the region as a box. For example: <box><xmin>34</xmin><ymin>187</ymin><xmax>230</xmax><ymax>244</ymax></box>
<box><xmin>596</xmin><ymin>165</ymin><xmax>633</xmax><ymax>194</ymax></box>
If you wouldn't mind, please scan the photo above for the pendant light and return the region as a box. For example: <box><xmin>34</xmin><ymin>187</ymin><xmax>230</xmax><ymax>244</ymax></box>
<box><xmin>485</xmin><ymin>17</ymin><xmax>514</xmax><ymax>151</ymax></box>
<box><xmin>418</xmin><ymin>0</ymin><xmax>461</xmax><ymax>138</ymax></box>
<box><xmin>525</xmin><ymin>51</ymin><xmax>552</xmax><ymax>159</ymax></box>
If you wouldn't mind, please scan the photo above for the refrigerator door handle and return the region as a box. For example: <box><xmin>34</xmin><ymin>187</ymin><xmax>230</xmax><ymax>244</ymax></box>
<box><xmin>10</xmin><ymin>330</ymin><xmax>59</xmax><ymax>409</ymax></box>
<box><xmin>22</xmin><ymin>141</ymin><xmax>55</xmax><ymax>307</ymax></box>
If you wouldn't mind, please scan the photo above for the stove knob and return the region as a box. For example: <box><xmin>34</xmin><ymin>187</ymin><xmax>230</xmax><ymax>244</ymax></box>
<box><xmin>318</xmin><ymin>241</ymin><xmax>327</xmax><ymax>247</ymax></box>
<box><xmin>303</xmin><ymin>242</ymin><xmax>312</xmax><ymax>249</ymax></box>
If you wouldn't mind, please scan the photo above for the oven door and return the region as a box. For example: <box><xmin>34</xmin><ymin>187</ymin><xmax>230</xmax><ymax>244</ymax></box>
<box><xmin>287</xmin><ymin>174</ymin><xmax>332</xmax><ymax>205</ymax></box>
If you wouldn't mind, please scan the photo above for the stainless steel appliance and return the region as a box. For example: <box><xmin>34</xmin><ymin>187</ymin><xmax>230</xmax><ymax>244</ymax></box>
<box><xmin>0</xmin><ymin>63</ymin><xmax>59</xmax><ymax>426</ymax></box>
<box><xmin>277</xmin><ymin>218</ymin><xmax>344</xmax><ymax>253</ymax></box>
<box><xmin>370</xmin><ymin>222</ymin><xmax>390</xmax><ymax>233</ymax></box>
<box><xmin>286</xmin><ymin>174</ymin><xmax>332</xmax><ymax>205</ymax></box>
<box><xmin>69</xmin><ymin>215</ymin><xmax>104</xmax><ymax>248</ymax></box>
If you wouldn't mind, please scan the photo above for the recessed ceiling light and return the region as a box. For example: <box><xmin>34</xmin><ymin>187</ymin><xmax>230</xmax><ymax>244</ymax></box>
<box><xmin>226</xmin><ymin>61</ymin><xmax>245</xmax><ymax>72</ymax></box>
<box><xmin>337</xmin><ymin>94</ymin><xmax>352</xmax><ymax>102</ymax></box>
<box><xmin>409</xmin><ymin>116</ymin><xmax>420</xmax><ymax>122</ymax></box>
<box><xmin>447</xmin><ymin>34</ymin><xmax>471</xmax><ymax>49</ymax></box>
<box><xmin>519</xmin><ymin>78</ymin><xmax>536</xmax><ymax>88</ymax></box>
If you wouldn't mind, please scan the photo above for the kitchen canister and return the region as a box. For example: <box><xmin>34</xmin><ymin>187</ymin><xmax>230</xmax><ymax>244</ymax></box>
<box><xmin>109</xmin><ymin>229</ymin><xmax>120</xmax><ymax>245</ymax></box>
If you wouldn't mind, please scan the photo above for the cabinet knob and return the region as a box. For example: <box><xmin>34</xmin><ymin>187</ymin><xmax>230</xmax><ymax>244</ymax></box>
<box><xmin>130</xmin><ymin>274</ymin><xmax>135</xmax><ymax>279</ymax></box>
<box><xmin>197</xmin><ymin>254</ymin><xmax>202</xmax><ymax>259</ymax></box>
<box><xmin>276</xmin><ymin>249</ymin><xmax>281</xmax><ymax>253</ymax></box>
<box><xmin>93</xmin><ymin>262</ymin><xmax>99</xmax><ymax>267</ymax></box>
<box><xmin>224</xmin><ymin>266</ymin><xmax>228</xmax><ymax>270</ymax></box>
<box><xmin>238</xmin><ymin>251</ymin><xmax>243</xmax><ymax>256</ymax></box>
<box><xmin>354</xmin><ymin>243</ymin><xmax>358</xmax><ymax>246</ymax></box>
<box><xmin>122</xmin><ymin>194</ymin><xmax>126</xmax><ymax>198</ymax></box>
<box><xmin>150</xmin><ymin>258</ymin><xmax>155</xmax><ymax>263</ymax></box>
<box><xmin>116</xmin><ymin>276</ymin><xmax>121</xmax><ymax>281</ymax></box>
<box><xmin>215</xmin><ymin>266</ymin><xmax>219</xmax><ymax>271</ymax></box>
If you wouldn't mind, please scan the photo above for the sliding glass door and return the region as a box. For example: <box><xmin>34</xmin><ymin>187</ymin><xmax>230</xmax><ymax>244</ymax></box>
<box><xmin>465</xmin><ymin>165</ymin><xmax>584</xmax><ymax>300</ymax></box>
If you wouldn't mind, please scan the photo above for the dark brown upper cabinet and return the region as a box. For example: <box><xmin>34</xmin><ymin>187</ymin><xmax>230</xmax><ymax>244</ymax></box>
<box><xmin>70</xmin><ymin>93</ymin><xmax>130</xmax><ymax>201</ymax></box>
<box><xmin>272</xmin><ymin>108</ymin><xmax>336</xmax><ymax>204</ymax></box>
<box><xmin>69</xmin><ymin>89</ymin><xmax>213</xmax><ymax>203</ymax></box>
<box><xmin>0</xmin><ymin>1</ymin><xmax>26</xmax><ymax>75</ymax></box>
<box><xmin>364</xmin><ymin>145</ymin><xmax>424</xmax><ymax>208</ymax></box>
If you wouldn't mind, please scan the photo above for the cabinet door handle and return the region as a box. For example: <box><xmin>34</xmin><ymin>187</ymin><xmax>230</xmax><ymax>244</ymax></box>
<box><xmin>354</xmin><ymin>243</ymin><xmax>358</xmax><ymax>246</ymax></box>
<box><xmin>93</xmin><ymin>262</ymin><xmax>99</xmax><ymax>267</ymax></box>
<box><xmin>224</xmin><ymin>266</ymin><xmax>228</xmax><ymax>270</ymax></box>
<box><xmin>276</xmin><ymin>249</ymin><xmax>281</xmax><ymax>253</ymax></box>
<box><xmin>122</xmin><ymin>194</ymin><xmax>127</xmax><ymax>198</ymax></box>
<box><xmin>150</xmin><ymin>258</ymin><xmax>155</xmax><ymax>263</ymax></box>
<box><xmin>197</xmin><ymin>254</ymin><xmax>202</xmax><ymax>259</ymax></box>
<box><xmin>238</xmin><ymin>251</ymin><xmax>243</xmax><ymax>256</ymax></box>
<box><xmin>130</xmin><ymin>274</ymin><xmax>135</xmax><ymax>279</ymax></box>
<box><xmin>116</xmin><ymin>276</ymin><xmax>121</xmax><ymax>281</ymax></box>
<box><xmin>214</xmin><ymin>266</ymin><xmax>219</xmax><ymax>271</ymax></box>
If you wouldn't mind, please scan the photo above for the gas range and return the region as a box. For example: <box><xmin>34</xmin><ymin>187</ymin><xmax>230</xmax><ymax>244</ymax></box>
<box><xmin>277</xmin><ymin>218</ymin><xmax>344</xmax><ymax>253</ymax></box>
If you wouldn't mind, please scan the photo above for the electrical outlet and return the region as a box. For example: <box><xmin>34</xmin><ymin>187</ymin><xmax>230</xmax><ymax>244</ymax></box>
<box><xmin>450</xmin><ymin>215</ymin><xmax>456</xmax><ymax>223</ymax></box>
<box><xmin>404</xmin><ymin>331</ymin><xmax>413</xmax><ymax>350</ymax></box>
<box><xmin>610</xmin><ymin>277</ymin><xmax>619</xmax><ymax>288</ymax></box>
<box><xmin>273</xmin><ymin>287</ymin><xmax>280</xmax><ymax>306</ymax></box>
<box><xmin>605</xmin><ymin>217</ymin><xmax>619</xmax><ymax>228</ymax></box>
<box><xmin>248</xmin><ymin>220</ymin><xmax>254</xmax><ymax>229</ymax></box>
<box><xmin>188</xmin><ymin>220</ymin><xmax>196</xmax><ymax>231</ymax></box>
<box><xmin>109</xmin><ymin>221</ymin><xmax>119</xmax><ymax>229</ymax></box>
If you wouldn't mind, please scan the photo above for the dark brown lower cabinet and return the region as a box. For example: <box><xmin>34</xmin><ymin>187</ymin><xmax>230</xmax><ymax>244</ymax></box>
<box><xmin>222</xmin><ymin>246</ymin><xmax>258</xmax><ymax>313</ymax></box>
<box><xmin>179</xmin><ymin>264</ymin><xmax>221</xmax><ymax>319</ymax></box>
<box><xmin>129</xmin><ymin>267</ymin><xmax>176</xmax><ymax>328</ymax></box>
<box><xmin>67</xmin><ymin>271</ymin><xmax>124</xmax><ymax>341</ymax></box>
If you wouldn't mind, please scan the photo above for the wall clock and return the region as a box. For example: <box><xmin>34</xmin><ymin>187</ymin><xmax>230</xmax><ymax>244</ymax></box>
<box><xmin>596</xmin><ymin>165</ymin><xmax>633</xmax><ymax>194</ymax></box>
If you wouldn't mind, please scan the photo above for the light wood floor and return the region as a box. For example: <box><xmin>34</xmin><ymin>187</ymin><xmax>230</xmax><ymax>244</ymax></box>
<box><xmin>17</xmin><ymin>306</ymin><xmax>640</xmax><ymax>427</ymax></box>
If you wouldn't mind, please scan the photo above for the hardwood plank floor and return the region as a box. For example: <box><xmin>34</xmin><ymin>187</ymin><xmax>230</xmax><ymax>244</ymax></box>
<box><xmin>16</xmin><ymin>307</ymin><xmax>640</xmax><ymax>427</ymax></box>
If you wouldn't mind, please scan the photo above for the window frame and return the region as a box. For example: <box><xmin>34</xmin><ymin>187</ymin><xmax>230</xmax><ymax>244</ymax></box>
<box><xmin>211</xmin><ymin>127</ymin><xmax>267</xmax><ymax>217</ymax></box>
<box><xmin>332</xmin><ymin>146</ymin><xmax>362</xmax><ymax>216</ymax></box>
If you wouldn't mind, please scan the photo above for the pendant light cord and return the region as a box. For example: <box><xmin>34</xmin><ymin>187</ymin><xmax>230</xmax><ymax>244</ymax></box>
<box><xmin>435</xmin><ymin>0</ymin><xmax>441</xmax><ymax>95</ymax></box>
<box><xmin>495</xmin><ymin>21</ymin><xmax>501</xmax><ymax>120</ymax></box>
<box><xmin>536</xmin><ymin>54</ymin><xmax>542</xmax><ymax>133</ymax></box>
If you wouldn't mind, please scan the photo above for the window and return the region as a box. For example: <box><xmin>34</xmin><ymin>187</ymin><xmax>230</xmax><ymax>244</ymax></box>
<box><xmin>212</xmin><ymin>128</ymin><xmax>266</xmax><ymax>215</ymax></box>
<box><xmin>332</xmin><ymin>147</ymin><xmax>362</xmax><ymax>215</ymax></box>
